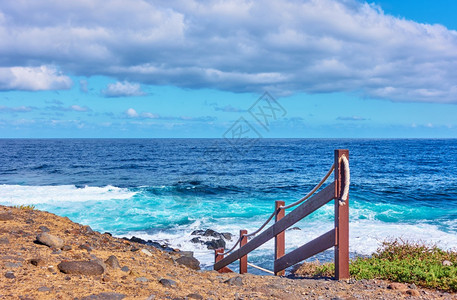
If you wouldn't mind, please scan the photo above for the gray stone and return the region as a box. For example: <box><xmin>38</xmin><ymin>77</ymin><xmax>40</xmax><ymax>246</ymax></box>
<box><xmin>121</xmin><ymin>266</ymin><xmax>129</xmax><ymax>272</ymax></box>
<box><xmin>62</xmin><ymin>245</ymin><xmax>72</xmax><ymax>251</ymax></box>
<box><xmin>105</xmin><ymin>255</ymin><xmax>120</xmax><ymax>269</ymax></box>
<box><xmin>187</xmin><ymin>293</ymin><xmax>203</xmax><ymax>299</ymax></box>
<box><xmin>37</xmin><ymin>286</ymin><xmax>51</xmax><ymax>292</ymax></box>
<box><xmin>83</xmin><ymin>225</ymin><xmax>95</xmax><ymax>234</ymax></box>
<box><xmin>145</xmin><ymin>296</ymin><xmax>155</xmax><ymax>300</ymax></box>
<box><xmin>0</xmin><ymin>237</ymin><xmax>9</xmax><ymax>244</ymax></box>
<box><xmin>221</xmin><ymin>232</ymin><xmax>232</xmax><ymax>240</ymax></box>
<box><xmin>4</xmin><ymin>262</ymin><xmax>22</xmax><ymax>268</ymax></box>
<box><xmin>80</xmin><ymin>292</ymin><xmax>126</xmax><ymax>300</ymax></box>
<box><xmin>179</xmin><ymin>251</ymin><xmax>194</xmax><ymax>258</ymax></box>
<box><xmin>57</xmin><ymin>261</ymin><xmax>104</xmax><ymax>275</ymax></box>
<box><xmin>224</xmin><ymin>276</ymin><xmax>243</xmax><ymax>286</ymax></box>
<box><xmin>4</xmin><ymin>271</ymin><xmax>15</xmax><ymax>279</ymax></box>
<box><xmin>79</xmin><ymin>243</ymin><xmax>92</xmax><ymax>252</ymax></box>
<box><xmin>175</xmin><ymin>256</ymin><xmax>200</xmax><ymax>270</ymax></box>
<box><xmin>159</xmin><ymin>278</ymin><xmax>177</xmax><ymax>288</ymax></box>
<box><xmin>135</xmin><ymin>276</ymin><xmax>148</xmax><ymax>282</ymax></box>
<box><xmin>39</xmin><ymin>225</ymin><xmax>50</xmax><ymax>232</ymax></box>
<box><xmin>36</xmin><ymin>232</ymin><xmax>64</xmax><ymax>249</ymax></box>
<box><xmin>0</xmin><ymin>212</ymin><xmax>13</xmax><ymax>221</ymax></box>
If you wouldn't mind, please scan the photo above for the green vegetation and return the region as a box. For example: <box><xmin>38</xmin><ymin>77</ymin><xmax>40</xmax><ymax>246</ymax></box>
<box><xmin>294</xmin><ymin>239</ymin><xmax>457</xmax><ymax>292</ymax></box>
<box><xmin>13</xmin><ymin>204</ymin><xmax>36</xmax><ymax>210</ymax></box>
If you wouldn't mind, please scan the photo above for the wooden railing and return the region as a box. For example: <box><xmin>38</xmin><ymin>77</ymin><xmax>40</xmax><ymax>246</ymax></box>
<box><xmin>214</xmin><ymin>149</ymin><xmax>350</xmax><ymax>279</ymax></box>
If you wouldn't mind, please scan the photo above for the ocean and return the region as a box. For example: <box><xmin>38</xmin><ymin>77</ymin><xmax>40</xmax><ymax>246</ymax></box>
<box><xmin>0</xmin><ymin>138</ymin><xmax>456</xmax><ymax>273</ymax></box>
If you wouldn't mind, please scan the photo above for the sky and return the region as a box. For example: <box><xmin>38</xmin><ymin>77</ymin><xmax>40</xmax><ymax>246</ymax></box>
<box><xmin>0</xmin><ymin>0</ymin><xmax>456</xmax><ymax>138</ymax></box>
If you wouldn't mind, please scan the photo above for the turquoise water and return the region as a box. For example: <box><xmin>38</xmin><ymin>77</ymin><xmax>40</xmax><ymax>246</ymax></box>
<box><xmin>0</xmin><ymin>138</ymin><xmax>456</xmax><ymax>272</ymax></box>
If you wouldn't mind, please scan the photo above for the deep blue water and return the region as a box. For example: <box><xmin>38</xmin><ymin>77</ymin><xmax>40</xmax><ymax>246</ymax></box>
<box><xmin>1</xmin><ymin>138</ymin><xmax>456</xmax><ymax>271</ymax></box>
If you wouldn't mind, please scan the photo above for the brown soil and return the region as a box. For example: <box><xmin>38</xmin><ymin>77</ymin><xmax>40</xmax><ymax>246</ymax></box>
<box><xmin>0</xmin><ymin>205</ymin><xmax>456</xmax><ymax>299</ymax></box>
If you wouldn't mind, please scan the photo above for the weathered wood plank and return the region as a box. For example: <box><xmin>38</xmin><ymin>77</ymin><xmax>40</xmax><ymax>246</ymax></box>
<box><xmin>274</xmin><ymin>228</ymin><xmax>336</xmax><ymax>273</ymax></box>
<box><xmin>214</xmin><ymin>182</ymin><xmax>335</xmax><ymax>271</ymax></box>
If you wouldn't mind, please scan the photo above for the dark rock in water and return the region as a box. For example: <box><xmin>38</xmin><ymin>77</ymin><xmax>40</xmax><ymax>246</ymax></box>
<box><xmin>39</xmin><ymin>225</ymin><xmax>50</xmax><ymax>232</ymax></box>
<box><xmin>290</xmin><ymin>227</ymin><xmax>301</xmax><ymax>231</ymax></box>
<box><xmin>0</xmin><ymin>212</ymin><xmax>14</xmax><ymax>221</ymax></box>
<box><xmin>4</xmin><ymin>271</ymin><xmax>15</xmax><ymax>279</ymax></box>
<box><xmin>159</xmin><ymin>278</ymin><xmax>177</xmax><ymax>288</ymax></box>
<box><xmin>224</xmin><ymin>276</ymin><xmax>243</xmax><ymax>286</ymax></box>
<box><xmin>79</xmin><ymin>292</ymin><xmax>126</xmax><ymax>300</ymax></box>
<box><xmin>175</xmin><ymin>256</ymin><xmax>200</xmax><ymax>270</ymax></box>
<box><xmin>190</xmin><ymin>237</ymin><xmax>201</xmax><ymax>243</ymax></box>
<box><xmin>205</xmin><ymin>238</ymin><xmax>226</xmax><ymax>250</ymax></box>
<box><xmin>203</xmin><ymin>229</ymin><xmax>220</xmax><ymax>238</ymax></box>
<box><xmin>57</xmin><ymin>261</ymin><xmax>104</xmax><ymax>275</ymax></box>
<box><xmin>187</xmin><ymin>293</ymin><xmax>203</xmax><ymax>299</ymax></box>
<box><xmin>0</xmin><ymin>237</ymin><xmax>9</xmax><ymax>244</ymax></box>
<box><xmin>36</xmin><ymin>232</ymin><xmax>64</xmax><ymax>249</ymax></box>
<box><xmin>221</xmin><ymin>232</ymin><xmax>233</xmax><ymax>240</ymax></box>
<box><xmin>191</xmin><ymin>230</ymin><xmax>205</xmax><ymax>236</ymax></box>
<box><xmin>105</xmin><ymin>255</ymin><xmax>120</xmax><ymax>269</ymax></box>
<box><xmin>129</xmin><ymin>236</ymin><xmax>148</xmax><ymax>244</ymax></box>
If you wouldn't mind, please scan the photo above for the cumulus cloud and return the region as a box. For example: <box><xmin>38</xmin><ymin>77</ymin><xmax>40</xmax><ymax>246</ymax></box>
<box><xmin>103</xmin><ymin>81</ymin><xmax>146</xmax><ymax>97</ymax></box>
<box><xmin>46</xmin><ymin>105</ymin><xmax>91</xmax><ymax>112</ymax></box>
<box><xmin>1</xmin><ymin>0</ymin><xmax>457</xmax><ymax>102</ymax></box>
<box><xmin>0</xmin><ymin>66</ymin><xmax>72</xmax><ymax>91</ymax></box>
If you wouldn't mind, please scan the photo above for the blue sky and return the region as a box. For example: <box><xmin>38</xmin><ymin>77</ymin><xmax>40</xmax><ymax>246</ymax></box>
<box><xmin>0</xmin><ymin>0</ymin><xmax>456</xmax><ymax>138</ymax></box>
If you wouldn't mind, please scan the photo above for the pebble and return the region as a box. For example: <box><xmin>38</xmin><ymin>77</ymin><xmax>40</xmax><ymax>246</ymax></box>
<box><xmin>406</xmin><ymin>289</ymin><xmax>421</xmax><ymax>297</ymax></box>
<box><xmin>141</xmin><ymin>249</ymin><xmax>153</xmax><ymax>257</ymax></box>
<box><xmin>387</xmin><ymin>282</ymin><xmax>407</xmax><ymax>290</ymax></box>
<box><xmin>121</xmin><ymin>266</ymin><xmax>129</xmax><ymax>272</ymax></box>
<box><xmin>62</xmin><ymin>245</ymin><xmax>72</xmax><ymax>251</ymax></box>
<box><xmin>224</xmin><ymin>276</ymin><xmax>243</xmax><ymax>286</ymax></box>
<box><xmin>0</xmin><ymin>237</ymin><xmax>9</xmax><ymax>244</ymax></box>
<box><xmin>39</xmin><ymin>225</ymin><xmax>50</xmax><ymax>232</ymax></box>
<box><xmin>79</xmin><ymin>243</ymin><xmax>93</xmax><ymax>252</ymax></box>
<box><xmin>79</xmin><ymin>292</ymin><xmax>126</xmax><ymax>300</ymax></box>
<box><xmin>4</xmin><ymin>262</ymin><xmax>22</xmax><ymax>268</ymax></box>
<box><xmin>159</xmin><ymin>278</ymin><xmax>177</xmax><ymax>288</ymax></box>
<box><xmin>105</xmin><ymin>255</ymin><xmax>120</xmax><ymax>269</ymax></box>
<box><xmin>4</xmin><ymin>271</ymin><xmax>15</xmax><ymax>279</ymax></box>
<box><xmin>57</xmin><ymin>261</ymin><xmax>104</xmax><ymax>275</ymax></box>
<box><xmin>36</xmin><ymin>232</ymin><xmax>64</xmax><ymax>249</ymax></box>
<box><xmin>37</xmin><ymin>286</ymin><xmax>51</xmax><ymax>292</ymax></box>
<box><xmin>135</xmin><ymin>276</ymin><xmax>148</xmax><ymax>283</ymax></box>
<box><xmin>175</xmin><ymin>256</ymin><xmax>200</xmax><ymax>270</ymax></box>
<box><xmin>187</xmin><ymin>293</ymin><xmax>203</xmax><ymax>299</ymax></box>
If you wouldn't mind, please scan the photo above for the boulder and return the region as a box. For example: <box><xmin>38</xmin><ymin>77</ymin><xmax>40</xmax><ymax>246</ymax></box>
<box><xmin>36</xmin><ymin>232</ymin><xmax>64</xmax><ymax>249</ymax></box>
<box><xmin>57</xmin><ymin>261</ymin><xmax>104</xmax><ymax>275</ymax></box>
<box><xmin>175</xmin><ymin>256</ymin><xmax>200</xmax><ymax>270</ymax></box>
<box><xmin>105</xmin><ymin>255</ymin><xmax>120</xmax><ymax>269</ymax></box>
<box><xmin>205</xmin><ymin>238</ymin><xmax>225</xmax><ymax>250</ymax></box>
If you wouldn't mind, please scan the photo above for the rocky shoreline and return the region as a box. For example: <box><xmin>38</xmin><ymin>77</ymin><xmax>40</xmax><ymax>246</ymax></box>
<box><xmin>1</xmin><ymin>205</ymin><xmax>456</xmax><ymax>299</ymax></box>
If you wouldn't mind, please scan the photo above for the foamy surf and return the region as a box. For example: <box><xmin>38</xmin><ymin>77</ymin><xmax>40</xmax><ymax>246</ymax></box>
<box><xmin>0</xmin><ymin>184</ymin><xmax>137</xmax><ymax>205</ymax></box>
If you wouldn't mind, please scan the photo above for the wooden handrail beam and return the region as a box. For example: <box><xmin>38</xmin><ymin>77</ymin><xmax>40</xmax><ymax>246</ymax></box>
<box><xmin>214</xmin><ymin>182</ymin><xmax>335</xmax><ymax>271</ymax></box>
<box><xmin>274</xmin><ymin>228</ymin><xmax>336</xmax><ymax>273</ymax></box>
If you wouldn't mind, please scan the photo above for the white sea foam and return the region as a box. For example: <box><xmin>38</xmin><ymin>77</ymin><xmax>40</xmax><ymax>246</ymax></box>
<box><xmin>0</xmin><ymin>184</ymin><xmax>137</xmax><ymax>205</ymax></box>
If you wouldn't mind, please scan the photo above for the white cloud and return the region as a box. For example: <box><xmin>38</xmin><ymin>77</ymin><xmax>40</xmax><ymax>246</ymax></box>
<box><xmin>0</xmin><ymin>66</ymin><xmax>72</xmax><ymax>91</ymax></box>
<box><xmin>125</xmin><ymin>108</ymin><xmax>139</xmax><ymax>118</ymax></box>
<box><xmin>0</xmin><ymin>105</ymin><xmax>34</xmax><ymax>112</ymax></box>
<box><xmin>70</xmin><ymin>105</ymin><xmax>90</xmax><ymax>112</ymax></box>
<box><xmin>1</xmin><ymin>0</ymin><xmax>457</xmax><ymax>102</ymax></box>
<box><xmin>103</xmin><ymin>81</ymin><xmax>146</xmax><ymax>97</ymax></box>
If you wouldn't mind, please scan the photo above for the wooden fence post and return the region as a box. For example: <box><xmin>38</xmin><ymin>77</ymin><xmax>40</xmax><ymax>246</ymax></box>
<box><xmin>334</xmin><ymin>149</ymin><xmax>349</xmax><ymax>280</ymax></box>
<box><xmin>274</xmin><ymin>200</ymin><xmax>285</xmax><ymax>276</ymax></box>
<box><xmin>215</xmin><ymin>248</ymin><xmax>233</xmax><ymax>273</ymax></box>
<box><xmin>240</xmin><ymin>230</ymin><xmax>248</xmax><ymax>274</ymax></box>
